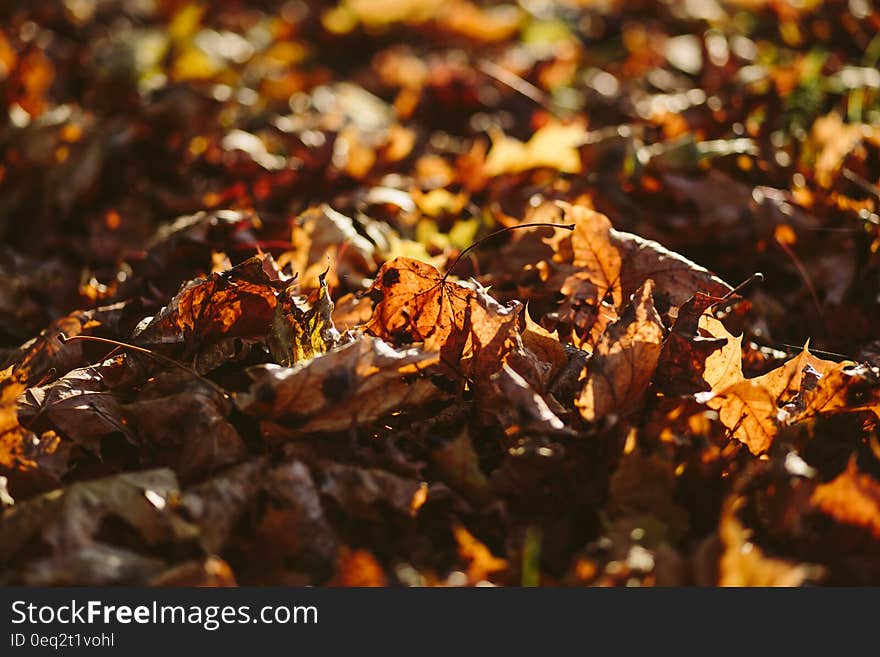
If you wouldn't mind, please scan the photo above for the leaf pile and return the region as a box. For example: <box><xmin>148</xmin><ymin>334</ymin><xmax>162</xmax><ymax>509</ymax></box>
<box><xmin>1</xmin><ymin>0</ymin><xmax>880</xmax><ymax>586</ymax></box>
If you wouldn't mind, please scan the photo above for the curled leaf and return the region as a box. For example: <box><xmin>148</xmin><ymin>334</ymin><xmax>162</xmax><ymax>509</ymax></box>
<box><xmin>577</xmin><ymin>280</ymin><xmax>665</xmax><ymax>422</ymax></box>
<box><xmin>137</xmin><ymin>255</ymin><xmax>284</xmax><ymax>350</ymax></box>
<box><xmin>269</xmin><ymin>272</ymin><xmax>340</xmax><ymax>367</ymax></box>
<box><xmin>239</xmin><ymin>336</ymin><xmax>442</xmax><ymax>433</ymax></box>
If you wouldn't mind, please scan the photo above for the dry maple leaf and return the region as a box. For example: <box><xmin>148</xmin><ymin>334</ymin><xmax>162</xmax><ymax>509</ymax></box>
<box><xmin>718</xmin><ymin>496</ymin><xmax>821</xmax><ymax>587</ymax></box>
<box><xmin>810</xmin><ymin>457</ymin><xmax>880</xmax><ymax>541</ymax></box>
<box><xmin>791</xmin><ymin>364</ymin><xmax>880</xmax><ymax>421</ymax></box>
<box><xmin>547</xmin><ymin>204</ymin><xmax>622</xmax><ymax>345</ymax></box>
<box><xmin>655</xmin><ymin>292</ymin><xmax>729</xmax><ymax>395</ymax></box>
<box><xmin>546</xmin><ymin>202</ymin><xmax>731</xmax><ymax>346</ymax></box>
<box><xmin>6</xmin><ymin>303</ymin><xmax>131</xmax><ymax>387</ymax></box>
<box><xmin>568</xmin><ymin>205</ymin><xmax>623</xmax><ymax>308</ymax></box>
<box><xmin>697</xmin><ymin>314</ymin><xmax>840</xmax><ymax>454</ymax></box>
<box><xmin>364</xmin><ymin>257</ymin><xmax>519</xmax><ymax>378</ymax></box>
<box><xmin>18</xmin><ymin>363</ymin><xmax>133</xmax><ymax>459</ymax></box>
<box><xmin>519</xmin><ymin>307</ymin><xmax>568</xmax><ymax>384</ymax></box>
<box><xmin>701</xmin><ymin>380</ymin><xmax>781</xmax><ymax>456</ymax></box>
<box><xmin>239</xmin><ymin>336</ymin><xmax>442</xmax><ymax>434</ymax></box>
<box><xmin>137</xmin><ymin>254</ymin><xmax>284</xmax><ymax>350</ymax></box>
<box><xmin>577</xmin><ymin>280</ymin><xmax>665</xmax><ymax>422</ymax></box>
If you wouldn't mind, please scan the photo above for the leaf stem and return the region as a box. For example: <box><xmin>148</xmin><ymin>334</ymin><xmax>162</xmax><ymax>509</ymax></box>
<box><xmin>441</xmin><ymin>222</ymin><xmax>575</xmax><ymax>285</ymax></box>
<box><xmin>58</xmin><ymin>333</ymin><xmax>230</xmax><ymax>401</ymax></box>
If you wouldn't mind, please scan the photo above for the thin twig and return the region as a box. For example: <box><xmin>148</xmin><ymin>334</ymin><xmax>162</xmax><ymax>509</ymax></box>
<box><xmin>442</xmin><ymin>222</ymin><xmax>575</xmax><ymax>284</ymax></box>
<box><xmin>775</xmin><ymin>238</ymin><xmax>825</xmax><ymax>333</ymax></box>
<box><xmin>775</xmin><ymin>342</ymin><xmax>853</xmax><ymax>361</ymax></box>
<box><xmin>477</xmin><ymin>60</ymin><xmax>553</xmax><ymax>110</ymax></box>
<box><xmin>843</xmin><ymin>168</ymin><xmax>880</xmax><ymax>198</ymax></box>
<box><xmin>722</xmin><ymin>272</ymin><xmax>764</xmax><ymax>300</ymax></box>
<box><xmin>58</xmin><ymin>333</ymin><xmax>230</xmax><ymax>401</ymax></box>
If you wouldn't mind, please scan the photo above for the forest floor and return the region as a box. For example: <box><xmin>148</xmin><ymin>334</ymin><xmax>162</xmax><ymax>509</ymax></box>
<box><xmin>1</xmin><ymin>0</ymin><xmax>880</xmax><ymax>586</ymax></box>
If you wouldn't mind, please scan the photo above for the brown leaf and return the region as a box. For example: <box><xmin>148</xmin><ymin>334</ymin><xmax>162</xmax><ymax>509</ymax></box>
<box><xmin>702</xmin><ymin>380</ymin><xmax>781</xmax><ymax>455</ymax></box>
<box><xmin>699</xmin><ymin>314</ymin><xmax>744</xmax><ymax>393</ymax></box>
<box><xmin>548</xmin><ymin>205</ymin><xmax>621</xmax><ymax>345</ymax></box>
<box><xmin>239</xmin><ymin>336</ymin><xmax>442</xmax><ymax>434</ymax></box>
<box><xmin>123</xmin><ymin>375</ymin><xmax>245</xmax><ymax>482</ymax></box>
<box><xmin>364</xmin><ymin>257</ymin><xmax>519</xmax><ymax>377</ymax></box>
<box><xmin>793</xmin><ymin>364</ymin><xmax>880</xmax><ymax>421</ymax></box>
<box><xmin>610</xmin><ymin>230</ymin><xmax>732</xmax><ymax>311</ymax></box>
<box><xmin>577</xmin><ymin>280</ymin><xmax>665</xmax><ymax>422</ymax></box>
<box><xmin>489</xmin><ymin>363</ymin><xmax>566</xmax><ymax>435</ymax></box>
<box><xmin>698</xmin><ymin>316</ymin><xmax>840</xmax><ymax>453</ymax></box>
<box><xmin>519</xmin><ymin>308</ymin><xmax>568</xmax><ymax>383</ymax></box>
<box><xmin>430</xmin><ymin>428</ymin><xmax>491</xmax><ymax>506</ymax></box>
<box><xmin>547</xmin><ymin>202</ymin><xmax>730</xmax><ymax>345</ymax></box>
<box><xmin>248</xmin><ymin>461</ymin><xmax>339</xmax><ymax>582</ymax></box>
<box><xmin>0</xmin><ymin>368</ymin><xmax>68</xmax><ymax>500</ymax></box>
<box><xmin>718</xmin><ymin>496</ymin><xmax>819</xmax><ymax>587</ymax></box>
<box><xmin>320</xmin><ymin>461</ymin><xmax>427</xmax><ymax>520</ymax></box>
<box><xmin>810</xmin><ymin>458</ymin><xmax>880</xmax><ymax>540</ymax></box>
<box><xmin>19</xmin><ymin>363</ymin><xmax>134</xmax><ymax>458</ymax></box>
<box><xmin>329</xmin><ymin>547</ymin><xmax>386</xmax><ymax>586</ymax></box>
<box><xmin>655</xmin><ymin>292</ymin><xmax>730</xmax><ymax>395</ymax></box>
<box><xmin>569</xmin><ymin>205</ymin><xmax>623</xmax><ymax>309</ymax></box>
<box><xmin>0</xmin><ymin>469</ymin><xmax>198</xmax><ymax>584</ymax></box>
<box><xmin>606</xmin><ymin>450</ymin><xmax>690</xmax><ymax>544</ymax></box>
<box><xmin>137</xmin><ymin>254</ymin><xmax>283</xmax><ymax>350</ymax></box>
<box><xmin>181</xmin><ymin>459</ymin><xmax>267</xmax><ymax>554</ymax></box>
<box><xmin>332</xmin><ymin>292</ymin><xmax>374</xmax><ymax>333</ymax></box>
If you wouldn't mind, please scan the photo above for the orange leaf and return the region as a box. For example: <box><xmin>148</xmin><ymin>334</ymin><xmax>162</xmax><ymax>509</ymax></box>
<box><xmin>577</xmin><ymin>280</ymin><xmax>665</xmax><ymax>422</ymax></box>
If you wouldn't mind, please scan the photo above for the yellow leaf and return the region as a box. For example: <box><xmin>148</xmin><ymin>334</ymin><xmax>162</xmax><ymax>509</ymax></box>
<box><xmin>169</xmin><ymin>3</ymin><xmax>205</xmax><ymax>43</ymax></box>
<box><xmin>483</xmin><ymin>120</ymin><xmax>587</xmax><ymax>176</ymax></box>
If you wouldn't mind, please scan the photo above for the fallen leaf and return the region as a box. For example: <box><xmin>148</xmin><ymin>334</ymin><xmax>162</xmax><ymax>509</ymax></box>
<box><xmin>430</xmin><ymin>428</ymin><xmax>491</xmax><ymax>506</ymax></box>
<box><xmin>483</xmin><ymin>120</ymin><xmax>587</xmax><ymax>177</ymax></box>
<box><xmin>364</xmin><ymin>257</ymin><xmax>519</xmax><ymax>378</ymax></box>
<box><xmin>718</xmin><ymin>496</ymin><xmax>819</xmax><ymax>587</ymax></box>
<box><xmin>453</xmin><ymin>523</ymin><xmax>508</xmax><ymax>584</ymax></box>
<box><xmin>329</xmin><ymin>547</ymin><xmax>386</xmax><ymax>586</ymax></box>
<box><xmin>577</xmin><ymin>280</ymin><xmax>665</xmax><ymax>422</ymax></box>
<box><xmin>810</xmin><ymin>457</ymin><xmax>880</xmax><ymax>540</ymax></box>
<box><xmin>320</xmin><ymin>461</ymin><xmax>427</xmax><ymax>520</ymax></box>
<box><xmin>239</xmin><ymin>336</ymin><xmax>442</xmax><ymax>434</ymax></box>
<box><xmin>122</xmin><ymin>374</ymin><xmax>246</xmax><ymax>482</ymax></box>
<box><xmin>0</xmin><ymin>469</ymin><xmax>198</xmax><ymax>584</ymax></box>
<box><xmin>268</xmin><ymin>272</ymin><xmax>340</xmax><ymax>367</ymax></box>
<box><xmin>137</xmin><ymin>254</ymin><xmax>284</xmax><ymax>351</ymax></box>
